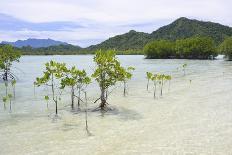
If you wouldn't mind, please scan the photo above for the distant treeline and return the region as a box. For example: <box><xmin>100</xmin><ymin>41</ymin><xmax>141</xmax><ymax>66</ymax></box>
<box><xmin>15</xmin><ymin>44</ymin><xmax>143</xmax><ymax>55</ymax></box>
<box><xmin>1</xmin><ymin>36</ymin><xmax>232</xmax><ymax>60</ymax></box>
<box><xmin>19</xmin><ymin>44</ymin><xmax>89</xmax><ymax>55</ymax></box>
<box><xmin>144</xmin><ymin>36</ymin><xmax>232</xmax><ymax>60</ymax></box>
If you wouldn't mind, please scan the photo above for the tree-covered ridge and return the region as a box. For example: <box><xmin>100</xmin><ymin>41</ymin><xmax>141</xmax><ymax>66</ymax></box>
<box><xmin>151</xmin><ymin>17</ymin><xmax>232</xmax><ymax>44</ymax></box>
<box><xmin>87</xmin><ymin>30</ymin><xmax>151</xmax><ymax>51</ymax></box>
<box><xmin>88</xmin><ymin>17</ymin><xmax>232</xmax><ymax>51</ymax></box>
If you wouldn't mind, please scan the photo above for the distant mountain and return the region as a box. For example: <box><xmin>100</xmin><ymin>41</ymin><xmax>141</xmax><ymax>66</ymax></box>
<box><xmin>87</xmin><ymin>17</ymin><xmax>232</xmax><ymax>51</ymax></box>
<box><xmin>20</xmin><ymin>44</ymin><xmax>83</xmax><ymax>55</ymax></box>
<box><xmin>1</xmin><ymin>38</ymin><xmax>68</xmax><ymax>48</ymax></box>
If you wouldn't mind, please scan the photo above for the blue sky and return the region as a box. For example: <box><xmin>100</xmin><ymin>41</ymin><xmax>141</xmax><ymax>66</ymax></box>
<box><xmin>0</xmin><ymin>0</ymin><xmax>231</xmax><ymax>47</ymax></box>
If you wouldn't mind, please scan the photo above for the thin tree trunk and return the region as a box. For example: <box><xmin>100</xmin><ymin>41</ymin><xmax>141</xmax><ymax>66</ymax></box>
<box><xmin>100</xmin><ymin>88</ymin><xmax>106</xmax><ymax>110</ymax></box>
<box><xmin>55</xmin><ymin>97</ymin><xmax>58</xmax><ymax>115</ymax></box>
<box><xmin>84</xmin><ymin>92</ymin><xmax>88</xmax><ymax>131</ymax></box>
<box><xmin>154</xmin><ymin>82</ymin><xmax>157</xmax><ymax>98</ymax></box>
<box><xmin>10</xmin><ymin>99</ymin><xmax>12</xmax><ymax>112</ymax></box>
<box><xmin>4</xmin><ymin>82</ymin><xmax>8</xmax><ymax>110</ymax></box>
<box><xmin>13</xmin><ymin>86</ymin><xmax>16</xmax><ymax>99</ymax></box>
<box><xmin>100</xmin><ymin>73</ymin><xmax>107</xmax><ymax>110</ymax></box>
<box><xmin>33</xmin><ymin>83</ymin><xmax>36</xmax><ymax>96</ymax></box>
<box><xmin>77</xmin><ymin>87</ymin><xmax>81</xmax><ymax>108</ymax></box>
<box><xmin>47</xmin><ymin>101</ymin><xmax>49</xmax><ymax>109</ymax></box>
<box><xmin>161</xmin><ymin>79</ymin><xmax>163</xmax><ymax>96</ymax></box>
<box><xmin>147</xmin><ymin>79</ymin><xmax>149</xmax><ymax>91</ymax></box>
<box><xmin>5</xmin><ymin>82</ymin><xmax>8</xmax><ymax>97</ymax></box>
<box><xmin>71</xmin><ymin>86</ymin><xmax>74</xmax><ymax>110</ymax></box>
<box><xmin>4</xmin><ymin>69</ymin><xmax>8</xmax><ymax>81</ymax></box>
<box><xmin>123</xmin><ymin>81</ymin><xmax>126</xmax><ymax>96</ymax></box>
<box><xmin>105</xmin><ymin>89</ymin><xmax>108</xmax><ymax>100</ymax></box>
<box><xmin>51</xmin><ymin>74</ymin><xmax>58</xmax><ymax>115</ymax></box>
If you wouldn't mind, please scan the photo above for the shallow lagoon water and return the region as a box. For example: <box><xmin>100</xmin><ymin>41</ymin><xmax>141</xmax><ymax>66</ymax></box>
<box><xmin>0</xmin><ymin>55</ymin><xmax>232</xmax><ymax>154</ymax></box>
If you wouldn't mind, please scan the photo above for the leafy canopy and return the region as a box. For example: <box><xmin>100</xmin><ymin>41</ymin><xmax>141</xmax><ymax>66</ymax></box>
<box><xmin>92</xmin><ymin>50</ymin><xmax>130</xmax><ymax>90</ymax></box>
<box><xmin>35</xmin><ymin>60</ymin><xmax>67</xmax><ymax>86</ymax></box>
<box><xmin>219</xmin><ymin>37</ymin><xmax>232</xmax><ymax>60</ymax></box>
<box><xmin>0</xmin><ymin>44</ymin><xmax>21</xmax><ymax>70</ymax></box>
<box><xmin>60</xmin><ymin>66</ymin><xmax>91</xmax><ymax>89</ymax></box>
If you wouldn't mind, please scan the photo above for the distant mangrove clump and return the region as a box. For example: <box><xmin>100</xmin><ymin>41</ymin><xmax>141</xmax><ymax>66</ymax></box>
<box><xmin>218</xmin><ymin>37</ymin><xmax>232</xmax><ymax>60</ymax></box>
<box><xmin>144</xmin><ymin>36</ymin><xmax>217</xmax><ymax>59</ymax></box>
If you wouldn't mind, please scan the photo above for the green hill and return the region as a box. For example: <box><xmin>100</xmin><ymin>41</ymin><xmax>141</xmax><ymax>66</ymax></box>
<box><xmin>151</xmin><ymin>17</ymin><xmax>232</xmax><ymax>44</ymax></box>
<box><xmin>88</xmin><ymin>17</ymin><xmax>232</xmax><ymax>51</ymax></box>
<box><xmin>87</xmin><ymin>30</ymin><xmax>151</xmax><ymax>51</ymax></box>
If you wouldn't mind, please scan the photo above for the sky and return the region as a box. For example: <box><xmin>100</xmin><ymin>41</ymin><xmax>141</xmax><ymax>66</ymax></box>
<box><xmin>0</xmin><ymin>0</ymin><xmax>231</xmax><ymax>47</ymax></box>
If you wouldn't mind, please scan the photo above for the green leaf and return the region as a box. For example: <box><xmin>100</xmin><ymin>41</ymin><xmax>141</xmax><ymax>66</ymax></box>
<box><xmin>44</xmin><ymin>95</ymin><xmax>49</xmax><ymax>101</ymax></box>
<box><xmin>8</xmin><ymin>94</ymin><xmax>13</xmax><ymax>99</ymax></box>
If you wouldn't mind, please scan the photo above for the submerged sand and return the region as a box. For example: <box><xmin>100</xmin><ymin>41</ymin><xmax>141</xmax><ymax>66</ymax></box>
<box><xmin>0</xmin><ymin>56</ymin><xmax>232</xmax><ymax>154</ymax></box>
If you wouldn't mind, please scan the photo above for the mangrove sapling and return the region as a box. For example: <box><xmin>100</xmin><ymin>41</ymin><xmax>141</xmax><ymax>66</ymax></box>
<box><xmin>152</xmin><ymin>74</ymin><xmax>159</xmax><ymax>98</ymax></box>
<box><xmin>2</xmin><ymin>82</ymin><xmax>9</xmax><ymax>110</ymax></box>
<box><xmin>45</xmin><ymin>95</ymin><xmax>49</xmax><ymax>109</ymax></box>
<box><xmin>8</xmin><ymin>94</ymin><xmax>12</xmax><ymax>112</ymax></box>
<box><xmin>35</xmin><ymin>60</ymin><xmax>67</xmax><ymax>116</ymax></box>
<box><xmin>159</xmin><ymin>74</ymin><xmax>167</xmax><ymax>97</ymax></box>
<box><xmin>92</xmin><ymin>50</ymin><xmax>130</xmax><ymax>110</ymax></box>
<box><xmin>61</xmin><ymin>67</ymin><xmax>91</xmax><ymax>110</ymax></box>
<box><xmin>60</xmin><ymin>66</ymin><xmax>78</xmax><ymax>110</ymax></box>
<box><xmin>76</xmin><ymin>70</ymin><xmax>91</xmax><ymax>109</ymax></box>
<box><xmin>11</xmin><ymin>80</ymin><xmax>16</xmax><ymax>99</ymax></box>
<box><xmin>120</xmin><ymin>67</ymin><xmax>135</xmax><ymax>96</ymax></box>
<box><xmin>146</xmin><ymin>72</ymin><xmax>153</xmax><ymax>91</ymax></box>
<box><xmin>33</xmin><ymin>82</ymin><xmax>36</xmax><ymax>97</ymax></box>
<box><xmin>0</xmin><ymin>45</ymin><xmax>21</xmax><ymax>81</ymax></box>
<box><xmin>166</xmin><ymin>75</ymin><xmax>172</xmax><ymax>92</ymax></box>
<box><xmin>160</xmin><ymin>74</ymin><xmax>171</xmax><ymax>96</ymax></box>
<box><xmin>182</xmin><ymin>63</ymin><xmax>187</xmax><ymax>76</ymax></box>
<box><xmin>2</xmin><ymin>96</ymin><xmax>7</xmax><ymax>110</ymax></box>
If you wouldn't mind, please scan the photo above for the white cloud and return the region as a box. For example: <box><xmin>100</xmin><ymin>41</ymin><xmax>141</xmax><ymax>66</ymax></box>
<box><xmin>0</xmin><ymin>25</ymin><xmax>136</xmax><ymax>47</ymax></box>
<box><xmin>1</xmin><ymin>0</ymin><xmax>231</xmax><ymax>24</ymax></box>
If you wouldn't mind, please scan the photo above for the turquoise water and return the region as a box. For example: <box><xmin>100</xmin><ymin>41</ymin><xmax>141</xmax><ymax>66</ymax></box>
<box><xmin>0</xmin><ymin>55</ymin><xmax>232</xmax><ymax>154</ymax></box>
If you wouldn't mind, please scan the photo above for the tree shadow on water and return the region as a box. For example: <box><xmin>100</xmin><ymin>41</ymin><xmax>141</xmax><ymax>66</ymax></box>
<box><xmin>95</xmin><ymin>106</ymin><xmax>143</xmax><ymax>121</ymax></box>
<box><xmin>61</xmin><ymin>122</ymin><xmax>79</xmax><ymax>131</ymax></box>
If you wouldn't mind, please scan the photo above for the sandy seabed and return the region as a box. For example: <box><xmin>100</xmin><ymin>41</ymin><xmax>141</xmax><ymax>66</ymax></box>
<box><xmin>0</xmin><ymin>56</ymin><xmax>232</xmax><ymax>155</ymax></box>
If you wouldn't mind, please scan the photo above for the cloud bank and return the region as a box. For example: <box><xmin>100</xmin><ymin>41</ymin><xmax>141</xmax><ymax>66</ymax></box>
<box><xmin>0</xmin><ymin>0</ymin><xmax>231</xmax><ymax>47</ymax></box>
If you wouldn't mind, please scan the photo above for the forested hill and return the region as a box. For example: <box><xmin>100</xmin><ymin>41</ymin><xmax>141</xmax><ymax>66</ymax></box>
<box><xmin>151</xmin><ymin>17</ymin><xmax>232</xmax><ymax>44</ymax></box>
<box><xmin>87</xmin><ymin>17</ymin><xmax>232</xmax><ymax>51</ymax></box>
<box><xmin>87</xmin><ymin>30</ymin><xmax>151</xmax><ymax>51</ymax></box>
